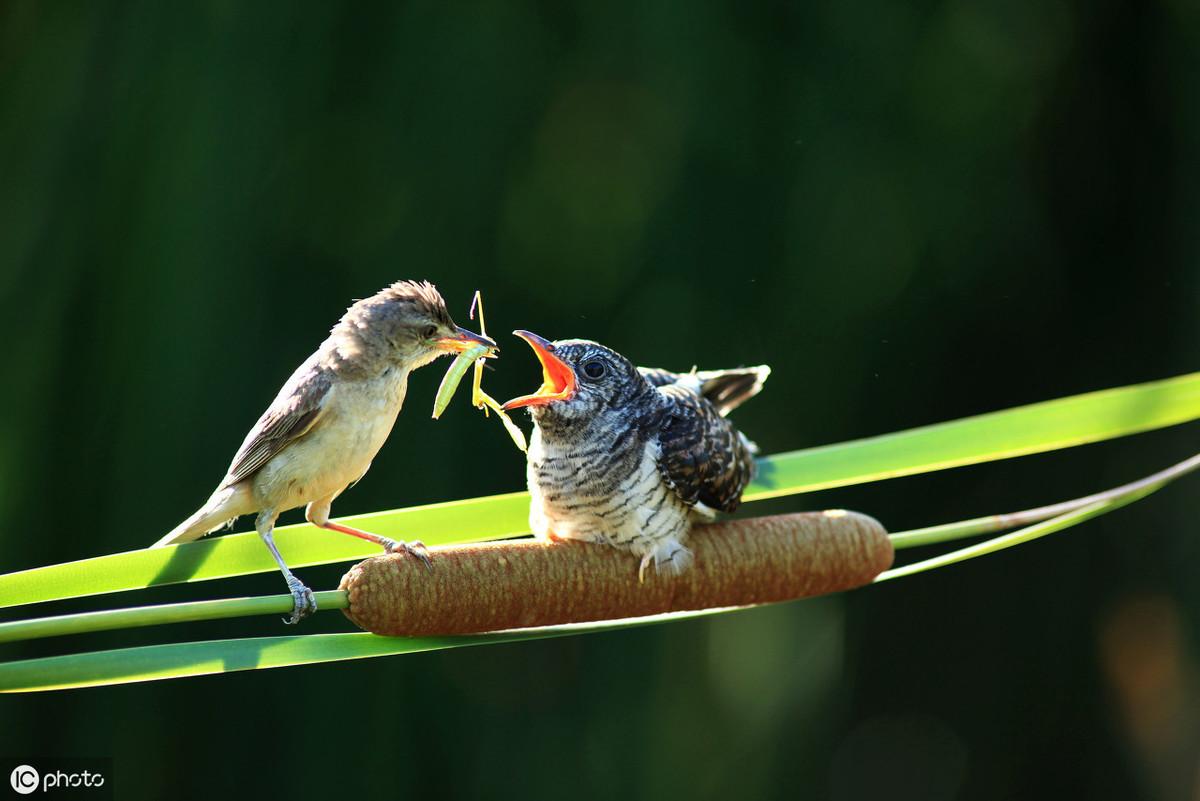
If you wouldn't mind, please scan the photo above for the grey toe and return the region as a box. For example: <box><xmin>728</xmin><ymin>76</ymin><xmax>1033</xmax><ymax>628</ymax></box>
<box><xmin>283</xmin><ymin>577</ymin><xmax>317</xmax><ymax>625</ymax></box>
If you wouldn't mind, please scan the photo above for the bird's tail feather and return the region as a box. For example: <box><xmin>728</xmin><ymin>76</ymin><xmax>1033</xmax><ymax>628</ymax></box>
<box><xmin>695</xmin><ymin>365</ymin><xmax>771</xmax><ymax>417</ymax></box>
<box><xmin>151</xmin><ymin>484</ymin><xmax>252</xmax><ymax>548</ymax></box>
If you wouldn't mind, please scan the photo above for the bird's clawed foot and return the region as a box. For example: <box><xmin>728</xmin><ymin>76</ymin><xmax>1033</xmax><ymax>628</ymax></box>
<box><xmin>284</xmin><ymin>575</ymin><xmax>318</xmax><ymax>624</ymax></box>
<box><xmin>382</xmin><ymin>538</ymin><xmax>433</xmax><ymax>572</ymax></box>
<box><xmin>638</xmin><ymin>541</ymin><xmax>694</xmax><ymax>583</ymax></box>
<box><xmin>638</xmin><ymin>552</ymin><xmax>654</xmax><ymax>584</ymax></box>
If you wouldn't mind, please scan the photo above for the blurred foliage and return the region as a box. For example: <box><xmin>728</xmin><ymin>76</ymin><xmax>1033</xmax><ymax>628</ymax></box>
<box><xmin>1</xmin><ymin>1</ymin><xmax>1198</xmax><ymax>799</ymax></box>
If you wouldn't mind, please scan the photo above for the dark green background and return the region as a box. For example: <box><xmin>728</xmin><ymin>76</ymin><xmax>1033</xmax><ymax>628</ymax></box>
<box><xmin>2</xmin><ymin>2</ymin><xmax>1198</xmax><ymax>799</ymax></box>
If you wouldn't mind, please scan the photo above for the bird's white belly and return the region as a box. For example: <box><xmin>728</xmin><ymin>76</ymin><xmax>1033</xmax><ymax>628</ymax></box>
<box><xmin>253</xmin><ymin>372</ymin><xmax>408</xmax><ymax>512</ymax></box>
<box><xmin>528</xmin><ymin>433</ymin><xmax>692</xmax><ymax>565</ymax></box>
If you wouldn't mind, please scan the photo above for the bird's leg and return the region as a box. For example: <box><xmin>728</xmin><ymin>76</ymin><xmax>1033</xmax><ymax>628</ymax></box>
<box><xmin>322</xmin><ymin>521</ymin><xmax>433</xmax><ymax>570</ymax></box>
<box><xmin>256</xmin><ymin>511</ymin><xmax>317</xmax><ymax>624</ymax></box>
<box><xmin>305</xmin><ymin>500</ymin><xmax>432</xmax><ymax>571</ymax></box>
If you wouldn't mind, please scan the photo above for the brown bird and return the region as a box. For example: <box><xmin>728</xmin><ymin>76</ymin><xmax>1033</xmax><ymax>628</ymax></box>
<box><xmin>503</xmin><ymin>331</ymin><xmax>768</xmax><ymax>579</ymax></box>
<box><xmin>152</xmin><ymin>280</ymin><xmax>495</xmax><ymax>623</ymax></box>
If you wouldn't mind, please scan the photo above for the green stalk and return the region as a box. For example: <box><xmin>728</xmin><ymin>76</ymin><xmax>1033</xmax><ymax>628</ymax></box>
<box><xmin>889</xmin><ymin>452</ymin><xmax>1200</xmax><ymax>549</ymax></box>
<box><xmin>0</xmin><ymin>591</ymin><xmax>347</xmax><ymax>644</ymax></box>
<box><xmin>876</xmin><ymin>488</ymin><xmax>1154</xmax><ymax>582</ymax></box>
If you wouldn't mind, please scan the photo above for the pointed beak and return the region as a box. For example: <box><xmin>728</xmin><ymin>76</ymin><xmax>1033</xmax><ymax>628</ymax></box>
<box><xmin>502</xmin><ymin>330</ymin><xmax>577</xmax><ymax>409</ymax></box>
<box><xmin>435</xmin><ymin>325</ymin><xmax>498</xmax><ymax>354</ymax></box>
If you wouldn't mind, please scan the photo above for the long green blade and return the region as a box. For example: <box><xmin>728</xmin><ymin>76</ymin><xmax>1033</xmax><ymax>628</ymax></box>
<box><xmin>0</xmin><ymin>492</ymin><xmax>530</xmax><ymax>609</ymax></box>
<box><xmin>748</xmin><ymin>370</ymin><xmax>1200</xmax><ymax>499</ymax></box>
<box><xmin>2</xmin><ymin>371</ymin><xmax>1197</xmax><ymax>609</ymax></box>
<box><xmin>0</xmin><ymin>611</ymin><xmax>728</xmax><ymax>693</ymax></box>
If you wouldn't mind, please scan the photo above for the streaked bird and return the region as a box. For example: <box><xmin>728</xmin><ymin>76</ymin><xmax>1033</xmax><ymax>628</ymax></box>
<box><xmin>153</xmin><ymin>280</ymin><xmax>495</xmax><ymax>623</ymax></box>
<box><xmin>503</xmin><ymin>331</ymin><xmax>768</xmax><ymax>579</ymax></box>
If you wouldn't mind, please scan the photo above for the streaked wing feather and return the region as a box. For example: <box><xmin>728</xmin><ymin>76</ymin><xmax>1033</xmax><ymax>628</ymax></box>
<box><xmin>639</xmin><ymin>365</ymin><xmax>770</xmax><ymax>416</ymax></box>
<box><xmin>654</xmin><ymin>384</ymin><xmax>756</xmax><ymax>513</ymax></box>
<box><xmin>221</xmin><ymin>361</ymin><xmax>332</xmax><ymax>487</ymax></box>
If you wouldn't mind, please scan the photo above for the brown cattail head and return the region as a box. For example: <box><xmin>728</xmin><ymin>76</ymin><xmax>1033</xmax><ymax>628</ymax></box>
<box><xmin>340</xmin><ymin>511</ymin><xmax>892</xmax><ymax>636</ymax></box>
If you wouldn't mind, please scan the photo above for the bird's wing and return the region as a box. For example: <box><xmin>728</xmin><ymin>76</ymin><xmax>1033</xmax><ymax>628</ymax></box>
<box><xmin>221</xmin><ymin>357</ymin><xmax>333</xmax><ymax>488</ymax></box>
<box><xmin>638</xmin><ymin>365</ymin><xmax>770</xmax><ymax>417</ymax></box>
<box><xmin>653</xmin><ymin>384</ymin><xmax>757</xmax><ymax>513</ymax></box>
<box><xmin>638</xmin><ymin>367</ymin><xmax>685</xmax><ymax>389</ymax></box>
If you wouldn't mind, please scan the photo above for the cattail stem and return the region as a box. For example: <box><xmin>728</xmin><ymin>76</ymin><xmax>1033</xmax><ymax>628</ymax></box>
<box><xmin>876</xmin><ymin>483</ymin><xmax>1157</xmax><ymax>582</ymax></box>
<box><xmin>889</xmin><ymin>452</ymin><xmax>1200</xmax><ymax>549</ymax></box>
<box><xmin>0</xmin><ymin>591</ymin><xmax>349</xmax><ymax>644</ymax></box>
<box><xmin>340</xmin><ymin>511</ymin><xmax>892</xmax><ymax>636</ymax></box>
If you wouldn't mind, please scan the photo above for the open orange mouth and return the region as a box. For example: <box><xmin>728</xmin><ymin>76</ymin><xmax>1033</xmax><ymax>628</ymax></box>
<box><xmin>502</xmin><ymin>330</ymin><xmax>576</xmax><ymax>409</ymax></box>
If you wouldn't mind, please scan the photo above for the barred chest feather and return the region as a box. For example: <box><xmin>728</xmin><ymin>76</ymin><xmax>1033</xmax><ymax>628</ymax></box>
<box><xmin>525</xmin><ymin>424</ymin><xmax>697</xmax><ymax>574</ymax></box>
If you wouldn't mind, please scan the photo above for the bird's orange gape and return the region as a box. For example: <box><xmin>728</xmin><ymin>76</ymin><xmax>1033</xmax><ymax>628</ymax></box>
<box><xmin>502</xmin><ymin>330</ymin><xmax>577</xmax><ymax>409</ymax></box>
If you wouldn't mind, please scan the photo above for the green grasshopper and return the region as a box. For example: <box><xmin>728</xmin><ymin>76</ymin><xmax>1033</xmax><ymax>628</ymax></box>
<box><xmin>431</xmin><ymin>291</ymin><xmax>527</xmax><ymax>452</ymax></box>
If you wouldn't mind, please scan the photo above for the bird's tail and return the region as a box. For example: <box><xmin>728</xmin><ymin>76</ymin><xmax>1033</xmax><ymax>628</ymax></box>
<box><xmin>151</xmin><ymin>484</ymin><xmax>253</xmax><ymax>548</ymax></box>
<box><xmin>695</xmin><ymin>365</ymin><xmax>771</xmax><ymax>417</ymax></box>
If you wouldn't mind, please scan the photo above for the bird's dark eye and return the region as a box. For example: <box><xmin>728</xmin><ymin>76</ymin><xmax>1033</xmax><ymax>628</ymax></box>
<box><xmin>421</xmin><ymin>324</ymin><xmax>438</xmax><ymax>339</ymax></box>
<box><xmin>582</xmin><ymin>360</ymin><xmax>607</xmax><ymax>380</ymax></box>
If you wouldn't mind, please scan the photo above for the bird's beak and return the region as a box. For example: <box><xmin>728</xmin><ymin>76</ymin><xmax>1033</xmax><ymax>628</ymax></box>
<box><xmin>502</xmin><ymin>330</ymin><xmax>576</xmax><ymax>409</ymax></box>
<box><xmin>435</xmin><ymin>325</ymin><xmax>498</xmax><ymax>354</ymax></box>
